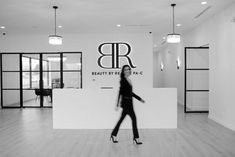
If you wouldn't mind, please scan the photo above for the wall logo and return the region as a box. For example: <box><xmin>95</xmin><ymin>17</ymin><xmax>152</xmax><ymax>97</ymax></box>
<box><xmin>97</xmin><ymin>42</ymin><xmax>136</xmax><ymax>69</ymax></box>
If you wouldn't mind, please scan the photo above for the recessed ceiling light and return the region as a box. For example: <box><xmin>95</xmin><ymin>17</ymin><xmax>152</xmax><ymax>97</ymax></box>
<box><xmin>176</xmin><ymin>24</ymin><xmax>181</xmax><ymax>27</ymax></box>
<box><xmin>0</xmin><ymin>26</ymin><xmax>5</xmax><ymax>29</ymax></box>
<box><xmin>58</xmin><ymin>25</ymin><xmax>62</xmax><ymax>28</ymax></box>
<box><xmin>201</xmin><ymin>1</ymin><xmax>207</xmax><ymax>5</ymax></box>
<box><xmin>163</xmin><ymin>37</ymin><xmax>166</xmax><ymax>40</ymax></box>
<box><xmin>116</xmin><ymin>24</ymin><xmax>121</xmax><ymax>27</ymax></box>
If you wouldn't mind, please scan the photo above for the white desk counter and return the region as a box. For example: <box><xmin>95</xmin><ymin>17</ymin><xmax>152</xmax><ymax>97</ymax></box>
<box><xmin>53</xmin><ymin>88</ymin><xmax>177</xmax><ymax>129</ymax></box>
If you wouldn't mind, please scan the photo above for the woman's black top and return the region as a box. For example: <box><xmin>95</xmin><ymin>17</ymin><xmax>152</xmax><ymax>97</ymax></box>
<box><xmin>117</xmin><ymin>78</ymin><xmax>142</xmax><ymax>109</ymax></box>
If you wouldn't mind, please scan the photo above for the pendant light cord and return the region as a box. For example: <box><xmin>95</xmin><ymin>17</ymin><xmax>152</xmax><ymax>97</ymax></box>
<box><xmin>173</xmin><ymin>5</ymin><xmax>174</xmax><ymax>33</ymax></box>
<box><xmin>55</xmin><ymin>7</ymin><xmax>56</xmax><ymax>35</ymax></box>
<box><xmin>171</xmin><ymin>4</ymin><xmax>176</xmax><ymax>34</ymax></box>
<box><xmin>53</xmin><ymin>6</ymin><xmax>58</xmax><ymax>35</ymax></box>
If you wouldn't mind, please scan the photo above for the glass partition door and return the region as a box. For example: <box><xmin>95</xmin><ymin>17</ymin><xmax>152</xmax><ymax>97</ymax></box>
<box><xmin>42</xmin><ymin>53</ymin><xmax>61</xmax><ymax>107</ymax></box>
<box><xmin>22</xmin><ymin>54</ymin><xmax>41</xmax><ymax>107</ymax></box>
<box><xmin>62</xmin><ymin>53</ymin><xmax>82</xmax><ymax>89</ymax></box>
<box><xmin>184</xmin><ymin>47</ymin><xmax>209</xmax><ymax>113</ymax></box>
<box><xmin>1</xmin><ymin>52</ymin><xmax>82</xmax><ymax>108</ymax></box>
<box><xmin>1</xmin><ymin>54</ymin><xmax>21</xmax><ymax>108</ymax></box>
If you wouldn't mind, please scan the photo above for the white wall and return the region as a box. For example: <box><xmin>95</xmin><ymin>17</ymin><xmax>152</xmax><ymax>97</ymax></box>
<box><xmin>207</xmin><ymin>3</ymin><xmax>235</xmax><ymax>132</ymax></box>
<box><xmin>155</xmin><ymin>3</ymin><xmax>235</xmax><ymax>131</ymax></box>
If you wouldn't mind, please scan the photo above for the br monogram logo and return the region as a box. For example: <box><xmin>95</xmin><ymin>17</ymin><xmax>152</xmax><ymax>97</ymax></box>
<box><xmin>97</xmin><ymin>42</ymin><xmax>136</xmax><ymax>69</ymax></box>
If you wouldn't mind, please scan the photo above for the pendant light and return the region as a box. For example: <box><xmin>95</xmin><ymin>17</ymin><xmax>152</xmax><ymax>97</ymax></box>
<box><xmin>49</xmin><ymin>6</ymin><xmax>62</xmax><ymax>45</ymax></box>
<box><xmin>166</xmin><ymin>4</ymin><xmax>181</xmax><ymax>43</ymax></box>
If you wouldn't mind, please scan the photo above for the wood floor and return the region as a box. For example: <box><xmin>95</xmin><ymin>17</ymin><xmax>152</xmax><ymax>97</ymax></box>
<box><xmin>0</xmin><ymin>105</ymin><xmax>235</xmax><ymax>157</ymax></box>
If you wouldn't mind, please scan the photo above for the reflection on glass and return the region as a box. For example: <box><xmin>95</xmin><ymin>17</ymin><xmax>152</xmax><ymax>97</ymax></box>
<box><xmin>32</xmin><ymin>72</ymin><xmax>39</xmax><ymax>88</ymax></box>
<box><xmin>50</xmin><ymin>72</ymin><xmax>60</xmax><ymax>88</ymax></box>
<box><xmin>23</xmin><ymin>90</ymin><xmax>40</xmax><ymax>107</ymax></box>
<box><xmin>64</xmin><ymin>63</ymin><xmax>81</xmax><ymax>70</ymax></box>
<box><xmin>23</xmin><ymin>72</ymin><xmax>30</xmax><ymax>88</ymax></box>
<box><xmin>186</xmin><ymin>92</ymin><xmax>209</xmax><ymax>111</ymax></box>
<box><xmin>63</xmin><ymin>54</ymin><xmax>81</xmax><ymax>70</ymax></box>
<box><xmin>187</xmin><ymin>70</ymin><xmax>209</xmax><ymax>90</ymax></box>
<box><xmin>2</xmin><ymin>72</ymin><xmax>20</xmax><ymax>89</ymax></box>
<box><xmin>63</xmin><ymin>72</ymin><xmax>81</xmax><ymax>88</ymax></box>
<box><xmin>31</xmin><ymin>59</ymin><xmax>39</xmax><ymax>71</ymax></box>
<box><xmin>50</xmin><ymin>61</ymin><xmax>60</xmax><ymax>71</ymax></box>
<box><xmin>2</xmin><ymin>54</ymin><xmax>20</xmax><ymax>71</ymax></box>
<box><xmin>43</xmin><ymin>72</ymin><xmax>50</xmax><ymax>88</ymax></box>
<box><xmin>21</xmin><ymin>56</ymin><xmax>44</xmax><ymax>89</ymax></box>
<box><xmin>22</xmin><ymin>89</ymin><xmax>52</xmax><ymax>107</ymax></box>
<box><xmin>22</xmin><ymin>57</ymin><xmax>30</xmax><ymax>71</ymax></box>
<box><xmin>43</xmin><ymin>54</ymin><xmax>61</xmax><ymax>71</ymax></box>
<box><xmin>47</xmin><ymin>56</ymin><xmax>66</xmax><ymax>62</ymax></box>
<box><xmin>3</xmin><ymin>90</ymin><xmax>20</xmax><ymax>107</ymax></box>
<box><xmin>186</xmin><ymin>49</ymin><xmax>209</xmax><ymax>69</ymax></box>
<box><xmin>43</xmin><ymin>61</ymin><xmax>49</xmax><ymax>71</ymax></box>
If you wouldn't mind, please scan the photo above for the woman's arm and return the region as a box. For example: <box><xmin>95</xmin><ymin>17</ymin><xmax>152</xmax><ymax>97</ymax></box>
<box><xmin>132</xmin><ymin>92</ymin><xmax>145</xmax><ymax>103</ymax></box>
<box><xmin>132</xmin><ymin>92</ymin><xmax>141</xmax><ymax>101</ymax></box>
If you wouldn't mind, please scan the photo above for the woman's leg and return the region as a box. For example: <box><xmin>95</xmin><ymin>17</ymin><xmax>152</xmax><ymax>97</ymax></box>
<box><xmin>111</xmin><ymin>110</ymin><xmax>127</xmax><ymax>136</ymax></box>
<box><xmin>128</xmin><ymin>109</ymin><xmax>139</xmax><ymax>139</ymax></box>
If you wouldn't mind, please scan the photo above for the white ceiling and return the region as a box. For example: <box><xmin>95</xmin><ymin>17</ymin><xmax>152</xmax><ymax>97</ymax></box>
<box><xmin>0</xmin><ymin>0</ymin><xmax>234</xmax><ymax>45</ymax></box>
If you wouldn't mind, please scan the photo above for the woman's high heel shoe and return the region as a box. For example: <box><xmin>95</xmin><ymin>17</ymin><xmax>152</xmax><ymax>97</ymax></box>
<box><xmin>110</xmin><ymin>135</ymin><xmax>118</xmax><ymax>143</ymax></box>
<box><xmin>133</xmin><ymin>138</ymin><xmax>143</xmax><ymax>145</ymax></box>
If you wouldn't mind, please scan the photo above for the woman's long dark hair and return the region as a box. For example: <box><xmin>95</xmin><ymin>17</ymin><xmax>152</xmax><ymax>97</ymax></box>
<box><xmin>120</xmin><ymin>65</ymin><xmax>131</xmax><ymax>81</ymax></box>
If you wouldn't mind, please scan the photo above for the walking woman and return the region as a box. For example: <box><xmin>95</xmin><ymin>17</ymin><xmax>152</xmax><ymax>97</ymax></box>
<box><xmin>110</xmin><ymin>65</ymin><xmax>145</xmax><ymax>145</ymax></box>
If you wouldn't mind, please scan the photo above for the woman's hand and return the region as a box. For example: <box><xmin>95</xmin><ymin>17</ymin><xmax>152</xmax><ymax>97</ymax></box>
<box><xmin>140</xmin><ymin>99</ymin><xmax>145</xmax><ymax>103</ymax></box>
<box><xmin>115</xmin><ymin>106</ymin><xmax>120</xmax><ymax>111</ymax></box>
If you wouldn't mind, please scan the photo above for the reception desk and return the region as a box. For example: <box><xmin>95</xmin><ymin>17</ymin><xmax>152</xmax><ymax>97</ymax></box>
<box><xmin>53</xmin><ymin>88</ymin><xmax>177</xmax><ymax>129</ymax></box>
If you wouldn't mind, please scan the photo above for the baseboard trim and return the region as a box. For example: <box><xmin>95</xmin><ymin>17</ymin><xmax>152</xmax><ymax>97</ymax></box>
<box><xmin>209</xmin><ymin>114</ymin><xmax>235</xmax><ymax>132</ymax></box>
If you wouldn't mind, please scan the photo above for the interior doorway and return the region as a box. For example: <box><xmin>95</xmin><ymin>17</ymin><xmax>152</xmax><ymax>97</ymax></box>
<box><xmin>184</xmin><ymin>47</ymin><xmax>209</xmax><ymax>113</ymax></box>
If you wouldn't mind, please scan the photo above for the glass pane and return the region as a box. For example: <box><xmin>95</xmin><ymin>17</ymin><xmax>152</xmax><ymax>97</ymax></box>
<box><xmin>186</xmin><ymin>92</ymin><xmax>209</xmax><ymax>111</ymax></box>
<box><xmin>2</xmin><ymin>90</ymin><xmax>20</xmax><ymax>107</ymax></box>
<box><xmin>43</xmin><ymin>60</ymin><xmax>49</xmax><ymax>71</ymax></box>
<box><xmin>22</xmin><ymin>54</ymin><xmax>40</xmax><ymax>72</ymax></box>
<box><xmin>23</xmin><ymin>72</ymin><xmax>30</xmax><ymax>88</ymax></box>
<box><xmin>23</xmin><ymin>89</ymin><xmax>40</xmax><ymax>107</ymax></box>
<box><xmin>43</xmin><ymin>54</ymin><xmax>61</xmax><ymax>71</ymax></box>
<box><xmin>63</xmin><ymin>53</ymin><xmax>81</xmax><ymax>70</ymax></box>
<box><xmin>22</xmin><ymin>89</ymin><xmax>52</xmax><ymax>107</ymax></box>
<box><xmin>22</xmin><ymin>54</ymin><xmax>40</xmax><ymax>89</ymax></box>
<box><xmin>50</xmin><ymin>72</ymin><xmax>61</xmax><ymax>88</ymax></box>
<box><xmin>22</xmin><ymin>57</ymin><xmax>30</xmax><ymax>71</ymax></box>
<box><xmin>32</xmin><ymin>72</ymin><xmax>39</xmax><ymax>88</ymax></box>
<box><xmin>31</xmin><ymin>58</ymin><xmax>40</xmax><ymax>71</ymax></box>
<box><xmin>43</xmin><ymin>72</ymin><xmax>50</xmax><ymax>88</ymax></box>
<box><xmin>42</xmin><ymin>89</ymin><xmax>52</xmax><ymax>107</ymax></box>
<box><xmin>2</xmin><ymin>72</ymin><xmax>20</xmax><ymax>89</ymax></box>
<box><xmin>2</xmin><ymin>54</ymin><xmax>20</xmax><ymax>71</ymax></box>
<box><xmin>63</xmin><ymin>72</ymin><xmax>81</xmax><ymax>88</ymax></box>
<box><xmin>187</xmin><ymin>70</ymin><xmax>209</xmax><ymax>90</ymax></box>
<box><xmin>186</xmin><ymin>49</ymin><xmax>209</xmax><ymax>69</ymax></box>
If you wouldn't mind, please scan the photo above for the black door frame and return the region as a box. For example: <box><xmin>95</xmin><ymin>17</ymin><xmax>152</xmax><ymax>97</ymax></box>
<box><xmin>0</xmin><ymin>53</ymin><xmax>22</xmax><ymax>108</ymax></box>
<box><xmin>184</xmin><ymin>47</ymin><xmax>209</xmax><ymax>113</ymax></box>
<box><xmin>0</xmin><ymin>52</ymin><xmax>82</xmax><ymax>109</ymax></box>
